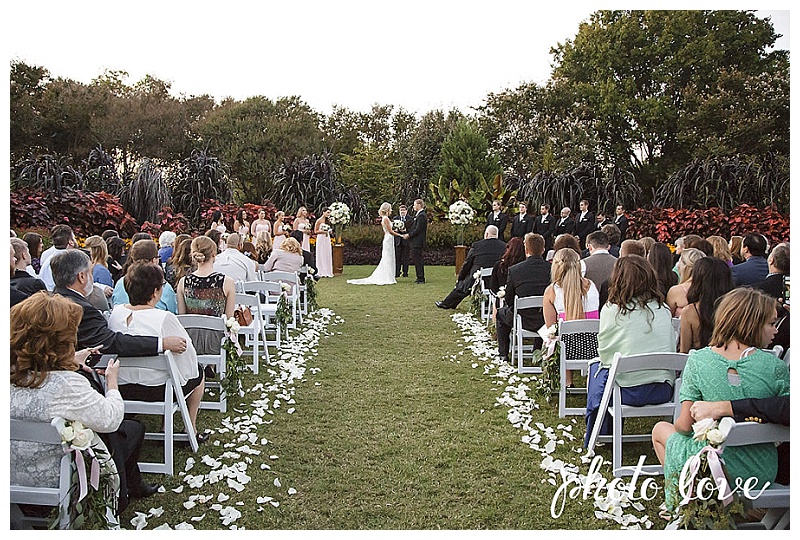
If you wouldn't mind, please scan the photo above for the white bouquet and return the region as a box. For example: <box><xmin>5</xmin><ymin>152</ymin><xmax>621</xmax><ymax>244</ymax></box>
<box><xmin>283</xmin><ymin>224</ymin><xmax>292</xmax><ymax>233</ymax></box>
<box><xmin>328</xmin><ymin>202</ymin><xmax>352</xmax><ymax>226</ymax></box>
<box><xmin>319</xmin><ymin>223</ymin><xmax>331</xmax><ymax>233</ymax></box>
<box><xmin>392</xmin><ymin>219</ymin><xmax>405</xmax><ymax>232</ymax></box>
<box><xmin>300</xmin><ymin>222</ymin><xmax>312</xmax><ymax>233</ymax></box>
<box><xmin>448</xmin><ymin>200</ymin><xmax>475</xmax><ymax>226</ymax></box>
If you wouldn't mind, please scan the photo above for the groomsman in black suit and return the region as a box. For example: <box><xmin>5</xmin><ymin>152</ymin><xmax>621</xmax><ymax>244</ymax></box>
<box><xmin>574</xmin><ymin>199</ymin><xmax>595</xmax><ymax>249</ymax></box>
<box><xmin>613</xmin><ymin>204</ymin><xmax>629</xmax><ymax>240</ymax></box>
<box><xmin>509</xmin><ymin>201</ymin><xmax>534</xmax><ymax>240</ymax></box>
<box><xmin>393</xmin><ymin>205</ymin><xmax>412</xmax><ymax>278</ymax></box>
<box><xmin>495</xmin><ymin>233</ymin><xmax>551</xmax><ymax>363</ymax></box>
<box><xmin>486</xmin><ymin>200</ymin><xmax>508</xmax><ymax>241</ymax></box>
<box><xmin>404</xmin><ymin>199</ymin><xmax>428</xmax><ymax>284</ymax></box>
<box><xmin>595</xmin><ymin>211</ymin><xmax>613</xmax><ymax>231</ymax></box>
<box><xmin>553</xmin><ymin>207</ymin><xmax>576</xmax><ymax>237</ymax></box>
<box><xmin>532</xmin><ymin>203</ymin><xmax>556</xmax><ymax>251</ymax></box>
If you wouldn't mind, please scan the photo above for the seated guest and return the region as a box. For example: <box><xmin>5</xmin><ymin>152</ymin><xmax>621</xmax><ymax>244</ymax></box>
<box><xmin>648</xmin><ymin>242</ymin><xmax>678</xmax><ymax>301</ymax></box>
<box><xmin>488</xmin><ymin>237</ymin><xmax>526</xmax><ymax>307</ymax></box>
<box><xmin>753</xmin><ymin>242</ymin><xmax>790</xmax><ymax>354</ymax></box>
<box><xmin>706</xmin><ymin>235</ymin><xmax>734</xmax><ymax>268</ymax></box>
<box><xmin>10</xmin><ymin>292</ymin><xmax>158</xmax><ymax>515</ymax></box>
<box><xmin>50</xmin><ymin>249</ymin><xmax>188</xmax><ymax>356</ymax></box>
<box><xmin>108</xmin><ymin>263</ymin><xmax>207</xmax><ymax>443</ymax></box>
<box><xmin>729</xmin><ymin>235</ymin><xmax>745</xmax><ymax>265</ymax></box>
<box><xmin>639</xmin><ymin>236</ymin><xmax>656</xmax><ymax>258</ymax></box>
<box><xmin>652</xmin><ymin>288</ymin><xmax>789</xmax><ymax>510</ymax></box>
<box><xmin>495</xmin><ymin>233</ymin><xmax>551</xmax><ymax>363</ymax></box>
<box><xmin>10</xmin><ymin>244</ymin><xmax>30</xmax><ymax>307</ymax></box>
<box><xmin>158</xmin><ymin>231</ymin><xmax>177</xmax><ymax>265</ymax></box>
<box><xmin>213</xmin><ymin>232</ymin><xmax>259</xmax><ymax>283</ymax></box>
<box><xmin>436</xmin><ymin>225</ymin><xmax>506</xmax><ymax>310</ymax></box>
<box><xmin>165</xmin><ymin>236</ymin><xmax>193</xmax><ymax>290</ymax></box>
<box><xmin>585</xmin><ymin>255</ymin><xmax>677</xmax><ymax>446</ymax></box>
<box><xmin>112</xmin><ymin>240</ymin><xmax>178</xmax><ymax>313</ymax></box>
<box><xmin>84</xmin><ymin>235</ymin><xmax>115</xmax><ymax>299</ymax></box>
<box><xmin>22</xmin><ymin>231</ymin><xmax>43</xmax><ymax>275</ymax></box>
<box><xmin>599</xmin><ymin>224</ymin><xmax>621</xmax><ymax>257</ymax></box>
<box><xmin>678</xmin><ymin>257</ymin><xmax>733</xmax><ymax>353</ymax></box>
<box><xmin>546</xmin><ymin>233</ymin><xmax>581</xmax><ymax>262</ymax></box>
<box><xmin>106</xmin><ymin>236</ymin><xmax>127</xmax><ymax>284</ymax></box>
<box><xmin>730</xmin><ymin>233</ymin><xmax>769</xmax><ymax>286</ymax></box>
<box><xmin>289</xmin><ymin>229</ymin><xmax>318</xmax><ymax>280</ymax></box>
<box><xmin>619</xmin><ymin>239</ymin><xmax>645</xmax><ymax>258</ymax></box>
<box><xmin>10</xmin><ymin>238</ymin><xmax>47</xmax><ymax>296</ymax></box>
<box><xmin>39</xmin><ymin>224</ymin><xmax>77</xmax><ymax>291</ymax></box>
<box><xmin>666</xmin><ymin>247</ymin><xmax>705</xmax><ymax>317</ymax></box>
<box><xmin>254</xmin><ymin>230</ymin><xmax>273</xmax><ymax>265</ymax></box>
<box><xmin>262</xmin><ymin>236</ymin><xmax>304</xmax><ymax>274</ymax></box>
<box><xmin>581</xmin><ymin>231</ymin><xmax>616</xmax><ymax>289</ymax></box>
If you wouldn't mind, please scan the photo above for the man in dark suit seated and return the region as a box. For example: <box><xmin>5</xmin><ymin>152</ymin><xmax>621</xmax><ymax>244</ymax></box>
<box><xmin>495</xmin><ymin>233</ymin><xmax>551</xmax><ymax>363</ymax></box>
<box><xmin>753</xmin><ymin>242</ymin><xmax>790</xmax><ymax>353</ymax></box>
<box><xmin>731</xmin><ymin>233</ymin><xmax>770</xmax><ymax>287</ymax></box>
<box><xmin>436</xmin><ymin>225</ymin><xmax>506</xmax><ymax>309</ymax></box>
<box><xmin>486</xmin><ymin>200</ymin><xmax>509</xmax><ymax>241</ymax></box>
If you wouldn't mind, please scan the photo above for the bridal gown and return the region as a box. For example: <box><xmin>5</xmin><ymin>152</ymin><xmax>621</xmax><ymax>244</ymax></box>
<box><xmin>347</xmin><ymin>222</ymin><xmax>396</xmax><ymax>285</ymax></box>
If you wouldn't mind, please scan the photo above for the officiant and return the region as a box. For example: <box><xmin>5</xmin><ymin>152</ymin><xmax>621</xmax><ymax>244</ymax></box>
<box><xmin>436</xmin><ymin>225</ymin><xmax>506</xmax><ymax>309</ymax></box>
<box><xmin>394</xmin><ymin>205</ymin><xmax>412</xmax><ymax>278</ymax></box>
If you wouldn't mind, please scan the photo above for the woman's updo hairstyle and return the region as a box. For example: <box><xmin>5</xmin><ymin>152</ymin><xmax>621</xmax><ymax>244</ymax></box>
<box><xmin>191</xmin><ymin>235</ymin><xmax>218</xmax><ymax>265</ymax></box>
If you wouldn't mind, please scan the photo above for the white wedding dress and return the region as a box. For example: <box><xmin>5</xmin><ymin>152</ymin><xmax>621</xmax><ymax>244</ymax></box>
<box><xmin>347</xmin><ymin>217</ymin><xmax>396</xmax><ymax>285</ymax></box>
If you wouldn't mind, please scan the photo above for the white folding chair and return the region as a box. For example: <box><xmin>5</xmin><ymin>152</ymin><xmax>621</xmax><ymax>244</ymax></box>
<box><xmin>240</xmin><ymin>281</ymin><xmax>284</xmax><ymax>349</ymax></box>
<box><xmin>261</xmin><ymin>270</ymin><xmax>302</xmax><ymax>326</ymax></box>
<box><xmin>10</xmin><ymin>418</ymin><xmax>72</xmax><ymax>529</ymax></box>
<box><xmin>119</xmin><ymin>351</ymin><xmax>199</xmax><ymax>475</ymax></box>
<box><xmin>297</xmin><ymin>265</ymin><xmax>310</xmax><ymax>315</ymax></box>
<box><xmin>764</xmin><ymin>345</ymin><xmax>784</xmax><ymax>358</ymax></box>
<box><xmin>722</xmin><ymin>421</ymin><xmax>791</xmax><ymax>530</ymax></box>
<box><xmin>557</xmin><ymin>319</ymin><xmax>600</xmax><ymax>417</ymax></box>
<box><xmin>511</xmin><ymin>295</ymin><xmax>544</xmax><ymax>374</ymax></box>
<box><xmin>585</xmin><ymin>351</ymin><xmax>689</xmax><ymax>477</ymax></box>
<box><xmin>478</xmin><ymin>268</ymin><xmax>494</xmax><ymax>325</ymax></box>
<box><xmin>176</xmin><ymin>314</ymin><xmax>227</xmax><ymax>412</ymax></box>
<box><xmin>234</xmin><ymin>292</ymin><xmax>269</xmax><ymax>374</ymax></box>
<box><xmin>782</xmin><ymin>347</ymin><xmax>789</xmax><ymax>368</ymax></box>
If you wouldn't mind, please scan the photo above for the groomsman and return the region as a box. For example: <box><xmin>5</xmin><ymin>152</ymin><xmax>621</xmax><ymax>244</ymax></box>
<box><xmin>595</xmin><ymin>211</ymin><xmax>613</xmax><ymax>230</ymax></box>
<box><xmin>553</xmin><ymin>207</ymin><xmax>576</xmax><ymax>237</ymax></box>
<box><xmin>532</xmin><ymin>203</ymin><xmax>556</xmax><ymax>251</ymax></box>
<box><xmin>574</xmin><ymin>199</ymin><xmax>595</xmax><ymax>249</ymax></box>
<box><xmin>393</xmin><ymin>205</ymin><xmax>412</xmax><ymax>278</ymax></box>
<box><xmin>509</xmin><ymin>201</ymin><xmax>533</xmax><ymax>240</ymax></box>
<box><xmin>613</xmin><ymin>204</ymin><xmax>629</xmax><ymax>240</ymax></box>
<box><xmin>486</xmin><ymin>200</ymin><xmax>508</xmax><ymax>241</ymax></box>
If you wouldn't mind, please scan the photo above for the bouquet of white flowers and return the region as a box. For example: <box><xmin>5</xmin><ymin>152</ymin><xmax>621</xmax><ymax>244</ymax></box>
<box><xmin>448</xmin><ymin>200</ymin><xmax>475</xmax><ymax>245</ymax></box>
<box><xmin>319</xmin><ymin>223</ymin><xmax>331</xmax><ymax>233</ymax></box>
<box><xmin>300</xmin><ymin>222</ymin><xmax>312</xmax><ymax>233</ymax></box>
<box><xmin>392</xmin><ymin>219</ymin><xmax>406</xmax><ymax>232</ymax></box>
<box><xmin>283</xmin><ymin>224</ymin><xmax>292</xmax><ymax>233</ymax></box>
<box><xmin>328</xmin><ymin>202</ymin><xmax>351</xmax><ymax>226</ymax></box>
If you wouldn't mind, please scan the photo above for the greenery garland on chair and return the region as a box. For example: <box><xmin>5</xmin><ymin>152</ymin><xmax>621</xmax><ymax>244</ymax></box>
<box><xmin>304</xmin><ymin>270</ymin><xmax>319</xmax><ymax>311</ymax></box>
<box><xmin>468</xmin><ymin>270</ymin><xmax>483</xmax><ymax>318</ymax></box>
<box><xmin>220</xmin><ymin>316</ymin><xmax>248</xmax><ymax>397</ymax></box>
<box><xmin>275</xmin><ymin>285</ymin><xmax>293</xmax><ymax>334</ymax></box>
<box><xmin>531</xmin><ymin>323</ymin><xmax>561</xmax><ymax>403</ymax></box>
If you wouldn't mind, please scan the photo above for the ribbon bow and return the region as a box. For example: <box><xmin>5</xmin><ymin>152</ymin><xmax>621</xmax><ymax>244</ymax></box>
<box><xmin>679</xmin><ymin>445</ymin><xmax>733</xmax><ymax>506</ymax></box>
<box><xmin>67</xmin><ymin>446</ymin><xmax>101</xmax><ymax>502</ymax></box>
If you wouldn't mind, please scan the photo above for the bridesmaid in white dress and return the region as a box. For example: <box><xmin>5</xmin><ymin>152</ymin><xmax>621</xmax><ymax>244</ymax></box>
<box><xmin>293</xmin><ymin>206</ymin><xmax>312</xmax><ymax>252</ymax></box>
<box><xmin>347</xmin><ymin>203</ymin><xmax>402</xmax><ymax>286</ymax></box>
<box><xmin>314</xmin><ymin>208</ymin><xmax>334</xmax><ymax>278</ymax></box>
<box><xmin>250</xmin><ymin>208</ymin><xmax>272</xmax><ymax>238</ymax></box>
<box><xmin>272</xmin><ymin>211</ymin><xmax>288</xmax><ymax>252</ymax></box>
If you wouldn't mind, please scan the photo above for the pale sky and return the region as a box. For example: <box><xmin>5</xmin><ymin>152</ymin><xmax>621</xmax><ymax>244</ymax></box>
<box><xmin>4</xmin><ymin>1</ymin><xmax>791</xmax><ymax>116</ymax></box>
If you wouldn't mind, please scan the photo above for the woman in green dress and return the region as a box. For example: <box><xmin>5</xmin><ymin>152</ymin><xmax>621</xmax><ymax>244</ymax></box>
<box><xmin>652</xmin><ymin>287</ymin><xmax>789</xmax><ymax>510</ymax></box>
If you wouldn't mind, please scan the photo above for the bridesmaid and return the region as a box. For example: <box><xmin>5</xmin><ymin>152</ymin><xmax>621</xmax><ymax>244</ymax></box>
<box><xmin>314</xmin><ymin>207</ymin><xmax>333</xmax><ymax>278</ymax></box>
<box><xmin>293</xmin><ymin>206</ymin><xmax>312</xmax><ymax>252</ymax></box>
<box><xmin>250</xmin><ymin>208</ymin><xmax>272</xmax><ymax>239</ymax></box>
<box><xmin>272</xmin><ymin>211</ymin><xmax>289</xmax><ymax>252</ymax></box>
<box><xmin>233</xmin><ymin>209</ymin><xmax>250</xmax><ymax>241</ymax></box>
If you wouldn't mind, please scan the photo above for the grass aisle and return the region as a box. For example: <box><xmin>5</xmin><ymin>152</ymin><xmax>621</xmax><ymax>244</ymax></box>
<box><xmin>252</xmin><ymin>266</ymin><xmax>618</xmax><ymax>530</ymax></box>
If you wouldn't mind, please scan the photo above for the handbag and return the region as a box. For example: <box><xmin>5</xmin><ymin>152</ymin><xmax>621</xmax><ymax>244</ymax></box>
<box><xmin>234</xmin><ymin>306</ymin><xmax>253</xmax><ymax>326</ymax></box>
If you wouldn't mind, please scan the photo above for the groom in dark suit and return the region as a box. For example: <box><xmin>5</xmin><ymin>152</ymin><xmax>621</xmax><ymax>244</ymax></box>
<box><xmin>393</xmin><ymin>205</ymin><xmax>412</xmax><ymax>278</ymax></box>
<box><xmin>404</xmin><ymin>198</ymin><xmax>428</xmax><ymax>284</ymax></box>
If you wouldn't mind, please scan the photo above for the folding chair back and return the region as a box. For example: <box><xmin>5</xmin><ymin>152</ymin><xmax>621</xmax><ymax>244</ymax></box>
<box><xmin>261</xmin><ymin>270</ymin><xmax>302</xmax><ymax>326</ymax></box>
<box><xmin>10</xmin><ymin>418</ymin><xmax>72</xmax><ymax>529</ymax></box>
<box><xmin>234</xmin><ymin>292</ymin><xmax>269</xmax><ymax>373</ymax></box>
<box><xmin>118</xmin><ymin>352</ymin><xmax>198</xmax><ymax>475</ymax></box>
<box><xmin>511</xmin><ymin>295</ymin><xmax>544</xmax><ymax>374</ymax></box>
<box><xmin>586</xmin><ymin>351</ymin><xmax>688</xmax><ymax>477</ymax></box>
<box><xmin>177</xmin><ymin>314</ymin><xmax>227</xmax><ymax>412</ymax></box>
<box><xmin>479</xmin><ymin>268</ymin><xmax>494</xmax><ymax>325</ymax></box>
<box><xmin>557</xmin><ymin>318</ymin><xmax>600</xmax><ymax>417</ymax></box>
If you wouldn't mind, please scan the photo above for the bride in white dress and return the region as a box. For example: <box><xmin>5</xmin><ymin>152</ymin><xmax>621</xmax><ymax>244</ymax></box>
<box><xmin>347</xmin><ymin>202</ymin><xmax>402</xmax><ymax>286</ymax></box>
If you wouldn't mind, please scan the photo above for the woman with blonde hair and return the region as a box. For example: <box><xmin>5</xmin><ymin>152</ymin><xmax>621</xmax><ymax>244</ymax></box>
<box><xmin>263</xmin><ymin>236</ymin><xmax>304</xmax><ymax>273</ymax></box>
<box><xmin>666</xmin><ymin>247</ymin><xmax>705</xmax><ymax>317</ymax></box>
<box><xmin>653</xmin><ymin>287</ymin><xmax>788</xmax><ymax>511</ymax></box>
<box><xmin>255</xmin><ymin>229</ymin><xmax>273</xmax><ymax>264</ymax></box>
<box><xmin>85</xmin><ymin>235</ymin><xmax>114</xmax><ymax>288</ymax></box>
<box><xmin>166</xmin><ymin>236</ymin><xmax>193</xmax><ymax>289</ymax></box>
<box><xmin>347</xmin><ymin>202</ymin><xmax>402</xmax><ymax>285</ymax></box>
<box><xmin>706</xmin><ymin>235</ymin><xmax>733</xmax><ymax>267</ymax></box>
<box><xmin>177</xmin><ymin>236</ymin><xmax>236</xmax><ymax>356</ymax></box>
<box><xmin>293</xmin><ymin>206</ymin><xmax>313</xmax><ymax>251</ymax></box>
<box><xmin>543</xmin><ymin>248</ymin><xmax>600</xmax><ymax>386</ymax></box>
<box><xmin>272</xmin><ymin>211</ymin><xmax>289</xmax><ymax>252</ymax></box>
<box><xmin>729</xmin><ymin>235</ymin><xmax>744</xmax><ymax>265</ymax></box>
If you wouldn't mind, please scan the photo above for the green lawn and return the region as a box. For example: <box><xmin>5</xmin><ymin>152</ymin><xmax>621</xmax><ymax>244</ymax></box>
<box><xmin>122</xmin><ymin>265</ymin><xmax>665</xmax><ymax>530</ymax></box>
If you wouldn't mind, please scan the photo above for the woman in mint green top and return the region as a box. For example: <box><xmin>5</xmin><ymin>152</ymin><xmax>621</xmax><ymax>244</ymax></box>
<box><xmin>653</xmin><ymin>287</ymin><xmax>788</xmax><ymax>510</ymax></box>
<box><xmin>585</xmin><ymin>255</ymin><xmax>676</xmax><ymax>446</ymax></box>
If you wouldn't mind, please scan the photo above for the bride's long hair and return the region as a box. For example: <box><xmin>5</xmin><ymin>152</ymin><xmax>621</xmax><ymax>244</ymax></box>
<box><xmin>379</xmin><ymin>202</ymin><xmax>392</xmax><ymax>217</ymax></box>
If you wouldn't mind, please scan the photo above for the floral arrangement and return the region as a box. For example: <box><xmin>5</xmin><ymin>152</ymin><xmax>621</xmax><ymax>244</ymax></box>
<box><xmin>304</xmin><ymin>269</ymin><xmax>319</xmax><ymax>311</ymax></box>
<box><xmin>448</xmin><ymin>200</ymin><xmax>475</xmax><ymax>245</ymax></box>
<box><xmin>328</xmin><ymin>202</ymin><xmax>352</xmax><ymax>226</ymax></box>
<box><xmin>668</xmin><ymin>417</ymin><xmax>747</xmax><ymax>529</ymax></box>
<box><xmin>300</xmin><ymin>222</ymin><xmax>313</xmax><ymax>233</ymax></box>
<box><xmin>51</xmin><ymin>417</ymin><xmax>120</xmax><ymax>529</ymax></box>
<box><xmin>469</xmin><ymin>269</ymin><xmax>484</xmax><ymax>318</ymax></box>
<box><xmin>275</xmin><ymin>284</ymin><xmax>293</xmax><ymax>331</ymax></box>
<box><xmin>319</xmin><ymin>223</ymin><xmax>331</xmax><ymax>233</ymax></box>
<box><xmin>391</xmin><ymin>219</ymin><xmax>406</xmax><ymax>232</ymax></box>
<box><xmin>531</xmin><ymin>322</ymin><xmax>561</xmax><ymax>402</ymax></box>
<box><xmin>282</xmin><ymin>224</ymin><xmax>292</xmax><ymax>233</ymax></box>
<box><xmin>221</xmin><ymin>316</ymin><xmax>247</xmax><ymax>398</ymax></box>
